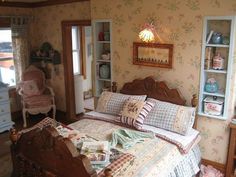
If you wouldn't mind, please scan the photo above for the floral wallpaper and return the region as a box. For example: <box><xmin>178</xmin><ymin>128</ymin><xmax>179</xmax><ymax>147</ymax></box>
<box><xmin>30</xmin><ymin>1</ymin><xmax>91</xmax><ymax>111</ymax></box>
<box><xmin>90</xmin><ymin>0</ymin><xmax>236</xmax><ymax>164</ymax></box>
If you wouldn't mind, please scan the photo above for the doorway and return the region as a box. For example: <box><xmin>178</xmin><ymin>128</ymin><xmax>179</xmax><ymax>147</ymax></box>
<box><xmin>62</xmin><ymin>20</ymin><xmax>93</xmax><ymax>120</ymax></box>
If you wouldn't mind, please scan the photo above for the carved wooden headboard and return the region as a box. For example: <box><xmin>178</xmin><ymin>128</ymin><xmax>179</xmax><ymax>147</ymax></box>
<box><xmin>120</xmin><ymin>76</ymin><xmax>186</xmax><ymax>105</ymax></box>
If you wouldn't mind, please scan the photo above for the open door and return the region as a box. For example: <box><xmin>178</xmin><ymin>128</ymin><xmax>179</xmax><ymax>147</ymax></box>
<box><xmin>62</xmin><ymin>20</ymin><xmax>91</xmax><ymax>120</ymax></box>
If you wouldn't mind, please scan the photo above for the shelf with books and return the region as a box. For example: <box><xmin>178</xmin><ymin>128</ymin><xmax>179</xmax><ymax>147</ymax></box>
<box><xmin>198</xmin><ymin>16</ymin><xmax>235</xmax><ymax>120</ymax></box>
<box><xmin>93</xmin><ymin>20</ymin><xmax>112</xmax><ymax>97</ymax></box>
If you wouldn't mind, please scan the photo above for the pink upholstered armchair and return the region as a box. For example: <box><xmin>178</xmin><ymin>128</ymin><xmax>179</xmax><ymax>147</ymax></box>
<box><xmin>17</xmin><ymin>65</ymin><xmax>56</xmax><ymax>127</ymax></box>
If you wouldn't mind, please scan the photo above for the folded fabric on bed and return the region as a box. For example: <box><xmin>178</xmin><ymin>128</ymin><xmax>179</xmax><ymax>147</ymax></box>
<box><xmin>144</xmin><ymin>98</ymin><xmax>196</xmax><ymax>135</ymax></box>
<box><xmin>110</xmin><ymin>129</ymin><xmax>155</xmax><ymax>149</ymax></box>
<box><xmin>96</xmin><ymin>91</ymin><xmax>147</xmax><ymax>115</ymax></box>
<box><xmin>98</xmin><ymin>153</ymin><xmax>135</xmax><ymax>177</ymax></box>
<box><xmin>19</xmin><ymin>117</ymin><xmax>58</xmax><ymax>134</ymax></box>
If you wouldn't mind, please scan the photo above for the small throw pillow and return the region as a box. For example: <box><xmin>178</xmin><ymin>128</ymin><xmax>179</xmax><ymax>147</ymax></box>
<box><xmin>118</xmin><ymin>98</ymin><xmax>155</xmax><ymax>130</ymax></box>
<box><xmin>96</xmin><ymin>91</ymin><xmax>147</xmax><ymax>115</ymax></box>
<box><xmin>144</xmin><ymin>98</ymin><xmax>196</xmax><ymax>135</ymax></box>
<box><xmin>21</xmin><ymin>80</ymin><xmax>40</xmax><ymax>97</ymax></box>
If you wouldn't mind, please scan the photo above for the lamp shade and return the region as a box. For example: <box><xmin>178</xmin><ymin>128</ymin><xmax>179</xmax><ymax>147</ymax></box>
<box><xmin>139</xmin><ymin>23</ymin><xmax>155</xmax><ymax>42</ymax></box>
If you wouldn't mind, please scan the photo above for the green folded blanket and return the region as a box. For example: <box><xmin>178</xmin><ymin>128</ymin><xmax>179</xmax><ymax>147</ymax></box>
<box><xmin>110</xmin><ymin>129</ymin><xmax>155</xmax><ymax>149</ymax></box>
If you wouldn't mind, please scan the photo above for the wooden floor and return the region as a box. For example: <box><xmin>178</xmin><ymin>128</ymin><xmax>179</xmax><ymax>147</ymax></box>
<box><xmin>0</xmin><ymin>112</ymin><xmax>80</xmax><ymax>177</ymax></box>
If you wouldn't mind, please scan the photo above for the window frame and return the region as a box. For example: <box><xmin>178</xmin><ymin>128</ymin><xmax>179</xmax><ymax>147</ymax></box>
<box><xmin>0</xmin><ymin>27</ymin><xmax>16</xmax><ymax>87</ymax></box>
<box><xmin>72</xmin><ymin>26</ymin><xmax>84</xmax><ymax>76</ymax></box>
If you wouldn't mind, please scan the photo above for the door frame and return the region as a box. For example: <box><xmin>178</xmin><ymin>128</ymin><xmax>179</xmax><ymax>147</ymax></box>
<box><xmin>61</xmin><ymin>20</ymin><xmax>91</xmax><ymax>120</ymax></box>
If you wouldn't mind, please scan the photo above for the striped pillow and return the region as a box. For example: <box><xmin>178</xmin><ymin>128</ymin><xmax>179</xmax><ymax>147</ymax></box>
<box><xmin>118</xmin><ymin>98</ymin><xmax>155</xmax><ymax>130</ymax></box>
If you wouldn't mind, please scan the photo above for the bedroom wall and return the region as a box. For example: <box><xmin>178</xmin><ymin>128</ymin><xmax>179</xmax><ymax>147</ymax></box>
<box><xmin>30</xmin><ymin>1</ymin><xmax>91</xmax><ymax>111</ymax></box>
<box><xmin>90</xmin><ymin>0</ymin><xmax>236</xmax><ymax>164</ymax></box>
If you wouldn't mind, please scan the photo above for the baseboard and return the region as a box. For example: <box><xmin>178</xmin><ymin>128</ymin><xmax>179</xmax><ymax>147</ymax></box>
<box><xmin>201</xmin><ymin>158</ymin><xmax>225</xmax><ymax>174</ymax></box>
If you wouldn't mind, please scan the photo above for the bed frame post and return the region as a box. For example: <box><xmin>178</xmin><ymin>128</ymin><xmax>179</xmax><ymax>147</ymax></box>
<box><xmin>191</xmin><ymin>94</ymin><xmax>198</xmax><ymax>129</ymax></box>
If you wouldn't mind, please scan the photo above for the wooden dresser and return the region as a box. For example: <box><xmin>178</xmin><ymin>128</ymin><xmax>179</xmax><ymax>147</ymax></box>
<box><xmin>226</xmin><ymin>123</ymin><xmax>236</xmax><ymax>177</ymax></box>
<box><xmin>0</xmin><ymin>87</ymin><xmax>14</xmax><ymax>133</ymax></box>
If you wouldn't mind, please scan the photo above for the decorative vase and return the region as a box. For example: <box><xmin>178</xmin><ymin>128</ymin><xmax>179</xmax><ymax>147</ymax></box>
<box><xmin>204</xmin><ymin>78</ymin><xmax>219</xmax><ymax>93</ymax></box>
<box><xmin>222</xmin><ymin>36</ymin><xmax>230</xmax><ymax>45</ymax></box>
<box><xmin>211</xmin><ymin>32</ymin><xmax>223</xmax><ymax>44</ymax></box>
<box><xmin>104</xmin><ymin>32</ymin><xmax>110</xmax><ymax>41</ymax></box>
<box><xmin>99</xmin><ymin>64</ymin><xmax>110</xmax><ymax>79</ymax></box>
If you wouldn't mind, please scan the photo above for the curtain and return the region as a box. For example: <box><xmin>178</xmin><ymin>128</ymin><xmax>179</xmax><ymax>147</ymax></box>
<box><xmin>11</xmin><ymin>17</ymin><xmax>30</xmax><ymax>84</ymax></box>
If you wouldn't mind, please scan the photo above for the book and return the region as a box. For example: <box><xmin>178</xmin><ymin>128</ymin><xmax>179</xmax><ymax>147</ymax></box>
<box><xmin>204</xmin><ymin>47</ymin><xmax>213</xmax><ymax>69</ymax></box>
<box><xmin>206</xmin><ymin>30</ymin><xmax>214</xmax><ymax>44</ymax></box>
<box><xmin>81</xmin><ymin>141</ymin><xmax>110</xmax><ymax>165</ymax></box>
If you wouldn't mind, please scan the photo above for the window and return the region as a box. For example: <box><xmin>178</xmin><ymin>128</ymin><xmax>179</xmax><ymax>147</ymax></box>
<box><xmin>0</xmin><ymin>29</ymin><xmax>15</xmax><ymax>86</ymax></box>
<box><xmin>72</xmin><ymin>26</ymin><xmax>82</xmax><ymax>75</ymax></box>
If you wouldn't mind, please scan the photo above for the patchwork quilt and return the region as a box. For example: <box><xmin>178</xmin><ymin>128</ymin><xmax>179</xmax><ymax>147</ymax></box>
<box><xmin>69</xmin><ymin>118</ymin><xmax>201</xmax><ymax>177</ymax></box>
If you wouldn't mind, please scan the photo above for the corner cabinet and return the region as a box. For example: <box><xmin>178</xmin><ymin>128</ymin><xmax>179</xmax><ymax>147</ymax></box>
<box><xmin>198</xmin><ymin>16</ymin><xmax>236</xmax><ymax>120</ymax></box>
<box><xmin>0</xmin><ymin>87</ymin><xmax>14</xmax><ymax>133</ymax></box>
<box><xmin>93</xmin><ymin>20</ymin><xmax>112</xmax><ymax>97</ymax></box>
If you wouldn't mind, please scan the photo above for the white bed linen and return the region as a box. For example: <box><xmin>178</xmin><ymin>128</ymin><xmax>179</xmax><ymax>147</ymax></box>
<box><xmin>142</xmin><ymin>124</ymin><xmax>200</xmax><ymax>153</ymax></box>
<box><xmin>85</xmin><ymin>111</ymin><xmax>118</xmax><ymax>121</ymax></box>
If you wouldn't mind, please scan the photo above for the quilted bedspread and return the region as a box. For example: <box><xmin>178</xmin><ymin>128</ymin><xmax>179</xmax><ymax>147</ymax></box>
<box><xmin>69</xmin><ymin>118</ymin><xmax>201</xmax><ymax>177</ymax></box>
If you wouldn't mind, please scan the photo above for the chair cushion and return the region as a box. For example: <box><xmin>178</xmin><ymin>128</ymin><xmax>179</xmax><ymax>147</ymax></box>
<box><xmin>25</xmin><ymin>95</ymin><xmax>53</xmax><ymax>108</ymax></box>
<box><xmin>21</xmin><ymin>80</ymin><xmax>40</xmax><ymax>97</ymax></box>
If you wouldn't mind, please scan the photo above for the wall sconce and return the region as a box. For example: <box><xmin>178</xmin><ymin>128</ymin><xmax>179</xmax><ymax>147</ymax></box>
<box><xmin>139</xmin><ymin>22</ymin><xmax>155</xmax><ymax>43</ymax></box>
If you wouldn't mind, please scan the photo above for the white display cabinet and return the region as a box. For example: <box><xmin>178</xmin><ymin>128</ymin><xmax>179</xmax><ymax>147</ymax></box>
<box><xmin>93</xmin><ymin>20</ymin><xmax>112</xmax><ymax>97</ymax></box>
<box><xmin>198</xmin><ymin>16</ymin><xmax>236</xmax><ymax>120</ymax></box>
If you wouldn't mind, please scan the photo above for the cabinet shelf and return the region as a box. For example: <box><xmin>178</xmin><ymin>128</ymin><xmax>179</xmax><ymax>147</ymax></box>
<box><xmin>97</xmin><ymin>78</ymin><xmax>111</xmax><ymax>82</ymax></box>
<box><xmin>93</xmin><ymin>20</ymin><xmax>112</xmax><ymax>97</ymax></box>
<box><xmin>96</xmin><ymin>60</ymin><xmax>111</xmax><ymax>63</ymax></box>
<box><xmin>198</xmin><ymin>16</ymin><xmax>235</xmax><ymax>120</ymax></box>
<box><xmin>204</xmin><ymin>69</ymin><xmax>227</xmax><ymax>74</ymax></box>
<box><xmin>198</xmin><ymin>112</ymin><xmax>225</xmax><ymax>120</ymax></box>
<box><xmin>203</xmin><ymin>91</ymin><xmax>225</xmax><ymax>97</ymax></box>
<box><xmin>97</xmin><ymin>41</ymin><xmax>110</xmax><ymax>44</ymax></box>
<box><xmin>205</xmin><ymin>44</ymin><xmax>229</xmax><ymax>48</ymax></box>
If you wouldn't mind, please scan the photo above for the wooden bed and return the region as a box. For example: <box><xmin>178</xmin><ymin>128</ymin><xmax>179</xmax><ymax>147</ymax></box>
<box><xmin>10</xmin><ymin>76</ymin><xmax>198</xmax><ymax>177</ymax></box>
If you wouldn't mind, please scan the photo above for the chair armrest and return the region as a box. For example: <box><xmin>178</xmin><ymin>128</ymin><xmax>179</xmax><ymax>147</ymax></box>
<box><xmin>18</xmin><ymin>88</ymin><xmax>24</xmax><ymax>96</ymax></box>
<box><xmin>45</xmin><ymin>86</ymin><xmax>55</xmax><ymax>97</ymax></box>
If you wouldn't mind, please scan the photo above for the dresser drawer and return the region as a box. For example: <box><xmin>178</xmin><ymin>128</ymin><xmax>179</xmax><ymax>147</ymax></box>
<box><xmin>0</xmin><ymin>89</ymin><xmax>9</xmax><ymax>102</ymax></box>
<box><xmin>0</xmin><ymin>113</ymin><xmax>11</xmax><ymax>124</ymax></box>
<box><xmin>0</xmin><ymin>101</ymin><xmax>10</xmax><ymax>115</ymax></box>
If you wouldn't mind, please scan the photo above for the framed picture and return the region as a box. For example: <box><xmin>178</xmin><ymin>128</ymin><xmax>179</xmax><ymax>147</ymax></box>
<box><xmin>133</xmin><ymin>42</ymin><xmax>173</xmax><ymax>68</ymax></box>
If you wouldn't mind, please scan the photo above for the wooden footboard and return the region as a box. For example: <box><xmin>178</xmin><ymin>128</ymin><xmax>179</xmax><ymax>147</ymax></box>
<box><xmin>10</xmin><ymin>127</ymin><xmax>98</xmax><ymax>177</ymax></box>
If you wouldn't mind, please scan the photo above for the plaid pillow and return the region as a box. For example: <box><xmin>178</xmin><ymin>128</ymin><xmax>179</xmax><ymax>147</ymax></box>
<box><xmin>144</xmin><ymin>98</ymin><xmax>196</xmax><ymax>135</ymax></box>
<box><xmin>118</xmin><ymin>99</ymin><xmax>155</xmax><ymax>130</ymax></box>
<box><xmin>96</xmin><ymin>91</ymin><xmax>147</xmax><ymax>115</ymax></box>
